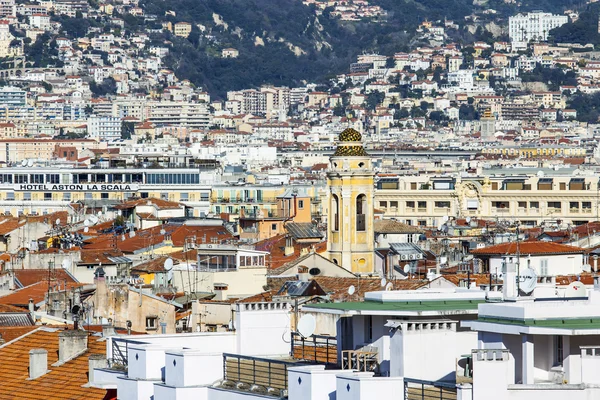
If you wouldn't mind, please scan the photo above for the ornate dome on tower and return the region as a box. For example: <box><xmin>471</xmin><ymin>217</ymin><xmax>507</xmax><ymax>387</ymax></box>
<box><xmin>334</xmin><ymin>128</ymin><xmax>369</xmax><ymax>156</ymax></box>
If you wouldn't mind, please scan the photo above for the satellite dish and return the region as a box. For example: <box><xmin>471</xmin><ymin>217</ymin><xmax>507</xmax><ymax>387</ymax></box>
<box><xmin>20</xmin><ymin>160</ymin><xmax>26</xmax><ymax>167</ymax></box>
<box><xmin>481</xmin><ymin>227</ymin><xmax>487</xmax><ymax>234</ymax></box>
<box><xmin>537</xmin><ymin>170</ymin><xmax>545</xmax><ymax>178</ymax></box>
<box><xmin>89</xmin><ymin>215</ymin><xmax>99</xmax><ymax>225</ymax></box>
<box><xmin>129</xmin><ymin>230</ymin><xmax>136</xmax><ymax>238</ymax></box>
<box><xmin>403</xmin><ymin>264</ymin><xmax>411</xmax><ymax>274</ymax></box>
<box><xmin>27</xmin><ymin>159</ymin><xmax>33</xmax><ymax>167</ymax></box>
<box><xmin>84</xmin><ymin>219</ymin><xmax>90</xmax><ymax>227</ymax></box>
<box><xmin>297</xmin><ymin>314</ymin><xmax>316</xmax><ymax>338</ymax></box>
<box><xmin>97</xmin><ymin>211</ymin><xmax>102</xmax><ymax>216</ymax></box>
<box><xmin>565</xmin><ymin>281</ymin><xmax>587</xmax><ymax>298</ymax></box>
<box><xmin>519</xmin><ymin>268</ymin><xmax>537</xmax><ymax>294</ymax></box>
<box><xmin>160</xmin><ymin>229</ymin><xmax>166</xmax><ymax>235</ymax></box>
<box><xmin>55</xmin><ymin>218</ymin><xmax>61</xmax><ymax>225</ymax></box>
<box><xmin>466</xmin><ymin>217</ymin><xmax>471</xmax><ymax>223</ymax></box>
<box><xmin>348</xmin><ymin>285</ymin><xmax>356</xmax><ymax>295</ymax></box>
<box><xmin>380</xmin><ymin>278</ymin><xmax>387</xmax><ymax>287</ymax></box>
<box><xmin>71</xmin><ymin>305</ymin><xmax>80</xmax><ymax>315</ymax></box>
<box><xmin>61</xmin><ymin>259</ymin><xmax>70</xmax><ymax>269</ymax></box>
<box><xmin>164</xmin><ymin>258</ymin><xmax>174</xmax><ymax>270</ymax></box>
<box><xmin>442</xmin><ymin>215</ymin><xmax>449</xmax><ymax>222</ymax></box>
<box><xmin>385</xmin><ymin>282</ymin><xmax>393</xmax><ymax>291</ymax></box>
<box><xmin>84</xmin><ymin>226</ymin><xmax>89</xmax><ymax>233</ymax></box>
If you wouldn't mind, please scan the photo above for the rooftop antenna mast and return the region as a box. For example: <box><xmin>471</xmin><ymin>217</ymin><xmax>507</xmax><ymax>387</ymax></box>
<box><xmin>515</xmin><ymin>221</ymin><xmax>521</xmax><ymax>295</ymax></box>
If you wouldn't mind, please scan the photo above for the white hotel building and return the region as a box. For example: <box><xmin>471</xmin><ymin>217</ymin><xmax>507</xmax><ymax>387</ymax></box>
<box><xmin>0</xmin><ymin>165</ymin><xmax>218</xmax><ymax>217</ymax></box>
<box><xmin>509</xmin><ymin>12</ymin><xmax>568</xmax><ymax>47</ymax></box>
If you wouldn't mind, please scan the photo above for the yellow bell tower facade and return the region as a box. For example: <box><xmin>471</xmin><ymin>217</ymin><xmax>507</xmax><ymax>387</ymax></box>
<box><xmin>327</xmin><ymin>128</ymin><xmax>375</xmax><ymax>274</ymax></box>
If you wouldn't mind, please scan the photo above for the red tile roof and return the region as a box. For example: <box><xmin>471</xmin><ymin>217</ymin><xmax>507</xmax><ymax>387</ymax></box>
<box><xmin>79</xmin><ymin>248</ymin><xmax>125</xmax><ymax>264</ymax></box>
<box><xmin>255</xmin><ymin>234</ymin><xmax>327</xmax><ymax>270</ymax></box>
<box><xmin>0</xmin><ymin>327</ymin><xmax>112</xmax><ymax>399</ymax></box>
<box><xmin>13</xmin><ymin>269</ymin><xmax>78</xmax><ymax>288</ymax></box>
<box><xmin>131</xmin><ymin>255</ymin><xmax>171</xmax><ymax>273</ymax></box>
<box><xmin>0</xmin><ymin>326</ymin><xmax>38</xmax><ymax>342</ymax></box>
<box><xmin>0</xmin><ymin>281</ymin><xmax>85</xmax><ymax>307</ymax></box>
<box><xmin>84</xmin><ymin>224</ymin><xmax>234</xmax><ymax>253</ymax></box>
<box><xmin>114</xmin><ymin>197</ymin><xmax>182</xmax><ymax>210</ymax></box>
<box><xmin>470</xmin><ymin>241</ymin><xmax>585</xmax><ymax>256</ymax></box>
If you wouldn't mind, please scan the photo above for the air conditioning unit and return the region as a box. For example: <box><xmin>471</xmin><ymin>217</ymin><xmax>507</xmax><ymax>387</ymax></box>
<box><xmin>400</xmin><ymin>254</ymin><xmax>409</xmax><ymax>261</ymax></box>
<box><xmin>409</xmin><ymin>254</ymin><xmax>416</xmax><ymax>260</ymax></box>
<box><xmin>415</xmin><ymin>253</ymin><xmax>423</xmax><ymax>260</ymax></box>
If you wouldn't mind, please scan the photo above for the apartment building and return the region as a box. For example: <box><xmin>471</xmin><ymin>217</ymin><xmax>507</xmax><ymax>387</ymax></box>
<box><xmin>146</xmin><ymin>101</ymin><xmax>211</xmax><ymax>128</ymax></box>
<box><xmin>0</xmin><ymin>0</ymin><xmax>15</xmax><ymax>17</ymax></box>
<box><xmin>227</xmin><ymin>86</ymin><xmax>290</xmax><ymax>116</ymax></box>
<box><xmin>87</xmin><ymin>115</ymin><xmax>121</xmax><ymax>141</ymax></box>
<box><xmin>0</xmin><ymin>86</ymin><xmax>26</xmax><ymax>106</ymax></box>
<box><xmin>374</xmin><ymin>170</ymin><xmax>600</xmax><ymax>227</ymax></box>
<box><xmin>0</xmin><ymin>138</ymin><xmax>102</xmax><ymax>163</ymax></box>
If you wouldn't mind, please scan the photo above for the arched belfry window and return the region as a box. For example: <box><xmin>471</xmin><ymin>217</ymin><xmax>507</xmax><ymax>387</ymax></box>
<box><xmin>356</xmin><ymin>194</ymin><xmax>366</xmax><ymax>231</ymax></box>
<box><xmin>332</xmin><ymin>194</ymin><xmax>340</xmax><ymax>231</ymax></box>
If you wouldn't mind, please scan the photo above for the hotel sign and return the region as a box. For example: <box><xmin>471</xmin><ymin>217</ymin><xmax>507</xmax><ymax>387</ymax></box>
<box><xmin>14</xmin><ymin>184</ymin><xmax>140</xmax><ymax>192</ymax></box>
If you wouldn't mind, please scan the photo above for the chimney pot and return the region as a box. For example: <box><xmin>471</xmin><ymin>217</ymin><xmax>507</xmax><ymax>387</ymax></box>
<box><xmin>58</xmin><ymin>330</ymin><xmax>88</xmax><ymax>364</ymax></box>
<box><xmin>29</xmin><ymin>349</ymin><xmax>48</xmax><ymax>379</ymax></box>
<box><xmin>28</xmin><ymin>298</ymin><xmax>34</xmax><ymax>313</ymax></box>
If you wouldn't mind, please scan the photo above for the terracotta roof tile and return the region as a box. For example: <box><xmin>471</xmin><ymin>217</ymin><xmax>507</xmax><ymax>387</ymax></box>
<box><xmin>0</xmin><ymin>328</ymin><xmax>111</xmax><ymax>399</ymax></box>
<box><xmin>0</xmin><ymin>281</ymin><xmax>85</xmax><ymax>307</ymax></box>
<box><xmin>255</xmin><ymin>234</ymin><xmax>327</xmax><ymax>270</ymax></box>
<box><xmin>131</xmin><ymin>255</ymin><xmax>171</xmax><ymax>273</ymax></box>
<box><xmin>13</xmin><ymin>269</ymin><xmax>78</xmax><ymax>288</ymax></box>
<box><xmin>114</xmin><ymin>197</ymin><xmax>182</xmax><ymax>210</ymax></box>
<box><xmin>0</xmin><ymin>326</ymin><xmax>38</xmax><ymax>342</ymax></box>
<box><xmin>470</xmin><ymin>241</ymin><xmax>585</xmax><ymax>256</ymax></box>
<box><xmin>374</xmin><ymin>219</ymin><xmax>423</xmax><ymax>234</ymax></box>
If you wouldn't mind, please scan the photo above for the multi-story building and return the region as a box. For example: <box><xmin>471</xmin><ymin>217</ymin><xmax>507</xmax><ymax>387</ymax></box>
<box><xmin>0</xmin><ymin>86</ymin><xmax>26</xmax><ymax>106</ymax></box>
<box><xmin>173</xmin><ymin>22</ymin><xmax>192</xmax><ymax>38</ymax></box>
<box><xmin>146</xmin><ymin>101</ymin><xmax>211</xmax><ymax>128</ymax></box>
<box><xmin>509</xmin><ymin>12</ymin><xmax>568</xmax><ymax>44</ymax></box>
<box><xmin>374</xmin><ymin>169</ymin><xmax>600</xmax><ymax>227</ymax></box>
<box><xmin>0</xmin><ymin>0</ymin><xmax>15</xmax><ymax>17</ymax></box>
<box><xmin>210</xmin><ymin>183</ymin><xmax>325</xmax><ymax>221</ymax></box>
<box><xmin>0</xmin><ymin>164</ymin><xmax>217</xmax><ymax>217</ymax></box>
<box><xmin>87</xmin><ymin>115</ymin><xmax>121</xmax><ymax>141</ymax></box>
<box><xmin>0</xmin><ymin>138</ymin><xmax>102</xmax><ymax>163</ymax></box>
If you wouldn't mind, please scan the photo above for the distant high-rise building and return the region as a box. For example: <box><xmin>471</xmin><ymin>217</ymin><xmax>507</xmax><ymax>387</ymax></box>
<box><xmin>509</xmin><ymin>12</ymin><xmax>568</xmax><ymax>44</ymax></box>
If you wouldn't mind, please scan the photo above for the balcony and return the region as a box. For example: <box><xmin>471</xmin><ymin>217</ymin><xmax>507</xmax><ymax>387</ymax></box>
<box><xmin>240</xmin><ymin>208</ymin><xmax>291</xmax><ymax>220</ymax></box>
<box><xmin>291</xmin><ymin>332</ymin><xmax>337</xmax><ymax>366</ymax></box>
<box><xmin>341</xmin><ymin>346</ymin><xmax>378</xmax><ymax>372</ymax></box>
<box><xmin>214</xmin><ymin>197</ymin><xmax>277</xmax><ymax>204</ymax></box>
<box><xmin>221</xmin><ymin>353</ymin><xmax>298</xmax><ymax>396</ymax></box>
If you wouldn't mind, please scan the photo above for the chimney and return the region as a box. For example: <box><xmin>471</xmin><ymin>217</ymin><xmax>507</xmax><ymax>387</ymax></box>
<box><xmin>297</xmin><ymin>265</ymin><xmax>310</xmax><ymax>282</ymax></box>
<box><xmin>58</xmin><ymin>330</ymin><xmax>88</xmax><ymax>364</ymax></box>
<box><xmin>88</xmin><ymin>354</ymin><xmax>107</xmax><ymax>385</ymax></box>
<box><xmin>213</xmin><ymin>283</ymin><xmax>228</xmax><ymax>301</ymax></box>
<box><xmin>284</xmin><ymin>236</ymin><xmax>294</xmax><ymax>257</ymax></box>
<box><xmin>503</xmin><ymin>261</ymin><xmax>517</xmax><ymax>299</ymax></box>
<box><xmin>28</xmin><ymin>298</ymin><xmax>34</xmax><ymax>313</ymax></box>
<box><xmin>29</xmin><ymin>349</ymin><xmax>48</xmax><ymax>380</ymax></box>
<box><xmin>102</xmin><ymin>324</ymin><xmax>116</xmax><ymax>338</ymax></box>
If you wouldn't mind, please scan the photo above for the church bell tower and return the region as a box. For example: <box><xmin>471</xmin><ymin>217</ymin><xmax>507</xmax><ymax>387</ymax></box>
<box><xmin>327</xmin><ymin>128</ymin><xmax>375</xmax><ymax>274</ymax></box>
